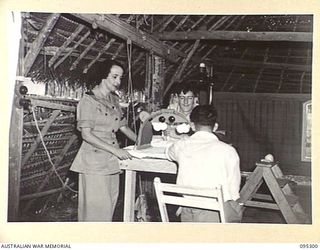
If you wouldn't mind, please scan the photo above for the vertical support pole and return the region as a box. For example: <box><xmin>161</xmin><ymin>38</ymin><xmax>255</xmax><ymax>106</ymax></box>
<box><xmin>144</xmin><ymin>53</ymin><xmax>152</xmax><ymax>113</ymax></box>
<box><xmin>151</xmin><ymin>55</ymin><xmax>164</xmax><ymax>111</ymax></box>
<box><xmin>8</xmin><ymin>83</ymin><xmax>24</xmax><ymax>221</ymax></box>
<box><xmin>8</xmin><ymin>13</ymin><xmax>24</xmax><ymax>221</ymax></box>
<box><xmin>123</xmin><ymin>169</ymin><xmax>137</xmax><ymax>222</ymax></box>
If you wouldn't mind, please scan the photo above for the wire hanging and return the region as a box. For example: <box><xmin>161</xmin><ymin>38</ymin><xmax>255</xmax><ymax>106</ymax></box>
<box><xmin>31</xmin><ymin>105</ymin><xmax>78</xmax><ymax>193</ymax></box>
<box><xmin>126</xmin><ymin>39</ymin><xmax>137</xmax><ymax>136</ymax></box>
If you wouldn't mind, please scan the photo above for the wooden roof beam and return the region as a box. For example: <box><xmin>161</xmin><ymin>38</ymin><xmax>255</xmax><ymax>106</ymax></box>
<box><xmin>70</xmin><ymin>14</ymin><xmax>186</xmax><ymax>63</ymax></box>
<box><xmin>83</xmin><ymin>38</ymin><xmax>116</xmax><ymax>73</ymax></box>
<box><xmin>24</xmin><ymin>13</ymin><xmax>60</xmax><ymax>75</ymax></box>
<box><xmin>213</xmin><ymin>57</ymin><xmax>311</xmax><ymax>72</ymax></box>
<box><xmin>48</xmin><ymin>24</ymin><xmax>84</xmax><ymax>67</ymax></box>
<box><xmin>70</xmin><ymin>39</ymin><xmax>96</xmax><ymax>71</ymax></box>
<box><xmin>53</xmin><ymin>30</ymin><xmax>91</xmax><ymax>69</ymax></box>
<box><xmin>154</xmin><ymin>30</ymin><xmax>312</xmax><ymax>42</ymax></box>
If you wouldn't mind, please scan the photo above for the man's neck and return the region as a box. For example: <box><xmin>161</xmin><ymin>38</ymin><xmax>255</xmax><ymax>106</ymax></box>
<box><xmin>194</xmin><ymin>125</ymin><xmax>213</xmax><ymax>133</ymax></box>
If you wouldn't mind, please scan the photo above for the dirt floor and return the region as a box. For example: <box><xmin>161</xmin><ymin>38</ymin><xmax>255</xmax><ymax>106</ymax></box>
<box><xmin>19</xmin><ymin>183</ymin><xmax>311</xmax><ymax>224</ymax></box>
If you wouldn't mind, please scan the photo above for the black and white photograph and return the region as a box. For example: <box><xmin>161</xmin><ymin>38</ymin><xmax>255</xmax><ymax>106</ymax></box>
<box><xmin>1</xmin><ymin>0</ymin><xmax>320</xmax><ymax>245</ymax></box>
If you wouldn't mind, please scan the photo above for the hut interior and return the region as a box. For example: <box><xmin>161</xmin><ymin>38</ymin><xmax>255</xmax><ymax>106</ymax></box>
<box><xmin>8</xmin><ymin>12</ymin><xmax>312</xmax><ymax>223</ymax></box>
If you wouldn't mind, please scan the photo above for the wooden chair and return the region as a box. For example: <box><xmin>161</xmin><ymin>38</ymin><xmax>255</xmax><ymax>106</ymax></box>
<box><xmin>153</xmin><ymin>177</ymin><xmax>226</xmax><ymax>222</ymax></box>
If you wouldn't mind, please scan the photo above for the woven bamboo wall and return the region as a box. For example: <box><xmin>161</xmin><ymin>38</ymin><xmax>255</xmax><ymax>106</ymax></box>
<box><xmin>20</xmin><ymin>96</ymin><xmax>80</xmax><ymax>213</ymax></box>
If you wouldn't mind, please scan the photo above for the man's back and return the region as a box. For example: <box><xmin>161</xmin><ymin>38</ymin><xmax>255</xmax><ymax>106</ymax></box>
<box><xmin>167</xmin><ymin>131</ymin><xmax>241</xmax><ymax>202</ymax></box>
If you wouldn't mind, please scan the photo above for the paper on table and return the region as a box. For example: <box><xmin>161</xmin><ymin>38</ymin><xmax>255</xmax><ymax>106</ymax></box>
<box><xmin>127</xmin><ymin>146</ymin><xmax>169</xmax><ymax>159</ymax></box>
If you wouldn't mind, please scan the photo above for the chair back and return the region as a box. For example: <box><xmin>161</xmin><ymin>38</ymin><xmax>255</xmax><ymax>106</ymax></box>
<box><xmin>153</xmin><ymin>177</ymin><xmax>226</xmax><ymax>222</ymax></box>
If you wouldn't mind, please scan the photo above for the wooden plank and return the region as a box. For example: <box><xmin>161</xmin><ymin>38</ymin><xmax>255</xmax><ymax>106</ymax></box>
<box><xmin>20</xmin><ymin>183</ymin><xmax>76</xmax><ymax>201</ymax></box>
<box><xmin>30</xmin><ymin>99</ymin><xmax>76</xmax><ymax>112</ymax></box>
<box><xmin>48</xmin><ymin>24</ymin><xmax>84</xmax><ymax>67</ymax></box>
<box><xmin>83</xmin><ymin>38</ymin><xmax>116</xmax><ymax>73</ymax></box>
<box><xmin>245</xmin><ymin>200</ymin><xmax>279</xmax><ymax>210</ymax></box>
<box><xmin>21</xmin><ymin>162</ymin><xmax>74</xmax><ymax>183</ymax></box>
<box><xmin>155</xmin><ymin>30</ymin><xmax>312</xmax><ymax>42</ymax></box>
<box><xmin>70</xmin><ymin>39</ymin><xmax>96</xmax><ymax>70</ymax></box>
<box><xmin>239</xmin><ymin>165</ymin><xmax>264</xmax><ymax>202</ymax></box>
<box><xmin>54</xmin><ymin>30</ymin><xmax>90</xmax><ymax>69</ymax></box>
<box><xmin>24</xmin><ymin>13</ymin><xmax>60</xmax><ymax>75</ymax></box>
<box><xmin>71</xmin><ymin>14</ymin><xmax>186</xmax><ymax>63</ymax></box>
<box><xmin>21</xmin><ymin>110</ymin><xmax>61</xmax><ymax>167</ymax></box>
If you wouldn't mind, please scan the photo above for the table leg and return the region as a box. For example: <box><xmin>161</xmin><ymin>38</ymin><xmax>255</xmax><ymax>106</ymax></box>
<box><xmin>123</xmin><ymin>169</ymin><xmax>137</xmax><ymax>222</ymax></box>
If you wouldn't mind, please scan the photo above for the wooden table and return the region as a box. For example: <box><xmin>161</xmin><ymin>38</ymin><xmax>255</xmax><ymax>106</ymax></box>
<box><xmin>119</xmin><ymin>157</ymin><xmax>177</xmax><ymax>222</ymax></box>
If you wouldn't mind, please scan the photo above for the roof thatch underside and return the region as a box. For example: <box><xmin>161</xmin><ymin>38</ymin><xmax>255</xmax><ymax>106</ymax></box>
<box><xmin>22</xmin><ymin>13</ymin><xmax>313</xmax><ymax>95</ymax></box>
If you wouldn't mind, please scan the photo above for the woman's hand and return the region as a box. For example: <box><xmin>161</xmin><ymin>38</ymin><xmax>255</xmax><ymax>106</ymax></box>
<box><xmin>111</xmin><ymin>148</ymin><xmax>132</xmax><ymax>160</ymax></box>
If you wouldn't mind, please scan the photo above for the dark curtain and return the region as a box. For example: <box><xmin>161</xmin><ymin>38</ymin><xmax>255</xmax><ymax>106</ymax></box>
<box><xmin>213</xmin><ymin>92</ymin><xmax>311</xmax><ymax>176</ymax></box>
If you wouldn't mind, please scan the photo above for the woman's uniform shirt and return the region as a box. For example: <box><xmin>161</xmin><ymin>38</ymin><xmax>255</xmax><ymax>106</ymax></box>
<box><xmin>166</xmin><ymin>131</ymin><xmax>241</xmax><ymax>202</ymax></box>
<box><xmin>70</xmin><ymin>90</ymin><xmax>127</xmax><ymax>175</ymax></box>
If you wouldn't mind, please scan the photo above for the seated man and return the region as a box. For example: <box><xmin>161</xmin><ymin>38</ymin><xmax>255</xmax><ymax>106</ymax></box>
<box><xmin>166</xmin><ymin>105</ymin><xmax>243</xmax><ymax>223</ymax></box>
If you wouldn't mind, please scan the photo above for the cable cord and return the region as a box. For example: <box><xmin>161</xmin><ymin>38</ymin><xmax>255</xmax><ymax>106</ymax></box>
<box><xmin>126</xmin><ymin>39</ymin><xmax>137</xmax><ymax>135</ymax></box>
<box><xmin>31</xmin><ymin>106</ymin><xmax>78</xmax><ymax>193</ymax></box>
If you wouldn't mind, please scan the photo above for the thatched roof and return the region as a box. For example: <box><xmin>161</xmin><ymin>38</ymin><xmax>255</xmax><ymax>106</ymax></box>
<box><xmin>22</xmin><ymin>13</ymin><xmax>312</xmax><ymax>95</ymax></box>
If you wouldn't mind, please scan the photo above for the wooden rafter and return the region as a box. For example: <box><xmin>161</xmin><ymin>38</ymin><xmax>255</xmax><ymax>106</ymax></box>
<box><xmin>83</xmin><ymin>38</ymin><xmax>116</xmax><ymax>73</ymax></box>
<box><xmin>208</xmin><ymin>16</ymin><xmax>232</xmax><ymax>31</ymax></box>
<box><xmin>299</xmin><ymin>71</ymin><xmax>306</xmax><ymax>93</ymax></box>
<box><xmin>277</xmin><ymin>48</ymin><xmax>292</xmax><ymax>93</ymax></box>
<box><xmin>70</xmin><ymin>39</ymin><xmax>96</xmax><ymax>71</ymax></box>
<box><xmin>164</xmin><ymin>40</ymin><xmax>201</xmax><ymax>96</ymax></box>
<box><xmin>187</xmin><ymin>15</ymin><xmax>207</xmax><ymax>31</ymax></box>
<box><xmin>253</xmin><ymin>48</ymin><xmax>270</xmax><ymax>92</ymax></box>
<box><xmin>180</xmin><ymin>44</ymin><xmax>217</xmax><ymax>82</ymax></box>
<box><xmin>112</xmin><ymin>43</ymin><xmax>125</xmax><ymax>60</ymax></box>
<box><xmin>132</xmin><ymin>52</ymin><xmax>146</xmax><ymax>75</ymax></box>
<box><xmin>213</xmin><ymin>56</ymin><xmax>311</xmax><ymax>72</ymax></box>
<box><xmin>24</xmin><ymin>13</ymin><xmax>60</xmax><ymax>75</ymax></box>
<box><xmin>155</xmin><ymin>31</ymin><xmax>312</xmax><ymax>42</ymax></box>
<box><xmin>159</xmin><ymin>15</ymin><xmax>175</xmax><ymax>32</ymax></box>
<box><xmin>222</xmin><ymin>49</ymin><xmax>248</xmax><ymax>91</ymax></box>
<box><xmin>48</xmin><ymin>25</ymin><xmax>84</xmax><ymax>67</ymax></box>
<box><xmin>173</xmin><ymin>15</ymin><xmax>189</xmax><ymax>32</ymax></box>
<box><xmin>71</xmin><ymin>14</ymin><xmax>188</xmax><ymax>63</ymax></box>
<box><xmin>53</xmin><ymin>30</ymin><xmax>90</xmax><ymax>69</ymax></box>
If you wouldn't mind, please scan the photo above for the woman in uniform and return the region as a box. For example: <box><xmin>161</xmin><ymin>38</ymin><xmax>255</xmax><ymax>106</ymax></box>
<box><xmin>71</xmin><ymin>61</ymin><xmax>136</xmax><ymax>222</ymax></box>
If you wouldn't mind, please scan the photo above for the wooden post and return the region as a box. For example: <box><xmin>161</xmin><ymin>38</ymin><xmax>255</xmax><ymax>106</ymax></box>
<box><xmin>8</xmin><ymin>83</ymin><xmax>24</xmax><ymax>221</ymax></box>
<box><xmin>151</xmin><ymin>55</ymin><xmax>164</xmax><ymax>111</ymax></box>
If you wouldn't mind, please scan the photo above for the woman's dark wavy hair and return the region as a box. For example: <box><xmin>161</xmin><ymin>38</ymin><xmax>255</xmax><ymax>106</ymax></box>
<box><xmin>190</xmin><ymin>105</ymin><xmax>217</xmax><ymax>126</ymax></box>
<box><xmin>85</xmin><ymin>60</ymin><xmax>125</xmax><ymax>87</ymax></box>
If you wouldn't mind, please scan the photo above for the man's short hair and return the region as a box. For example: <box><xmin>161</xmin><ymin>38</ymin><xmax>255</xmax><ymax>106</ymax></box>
<box><xmin>190</xmin><ymin>105</ymin><xmax>217</xmax><ymax>126</ymax></box>
<box><xmin>172</xmin><ymin>82</ymin><xmax>198</xmax><ymax>96</ymax></box>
